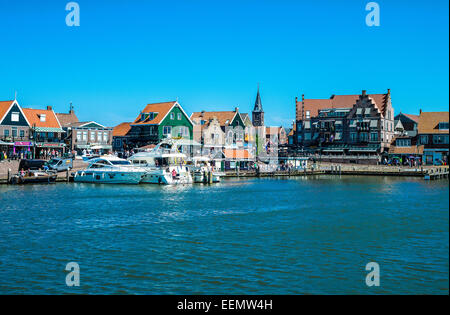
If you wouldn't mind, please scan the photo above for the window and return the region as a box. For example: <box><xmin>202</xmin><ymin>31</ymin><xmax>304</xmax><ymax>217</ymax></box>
<box><xmin>82</xmin><ymin>131</ymin><xmax>87</xmax><ymax>141</ymax></box>
<box><xmin>163</xmin><ymin>126</ymin><xmax>172</xmax><ymax>136</ymax></box>
<box><xmin>103</xmin><ymin>132</ymin><xmax>108</xmax><ymax>142</ymax></box>
<box><xmin>433</xmin><ymin>135</ymin><xmax>449</xmax><ymax>144</ymax></box>
<box><xmin>304</xmin><ymin>133</ymin><xmax>311</xmax><ymax>140</ymax></box>
<box><xmin>20</xmin><ymin>130</ymin><xmax>25</xmax><ymax>138</ymax></box>
<box><xmin>4</xmin><ymin>129</ymin><xmax>10</xmax><ymax>137</ymax></box>
<box><xmin>170</xmin><ymin>113</ymin><xmax>175</xmax><ymax>120</ymax></box>
<box><xmin>420</xmin><ymin>135</ymin><xmax>428</xmax><ymax>145</ymax></box>
<box><xmin>360</xmin><ymin>132</ymin><xmax>369</xmax><ymax>142</ymax></box>
<box><xmin>305</xmin><ymin>111</ymin><xmax>310</xmax><ymax>119</ymax></box>
<box><xmin>90</xmin><ymin>132</ymin><xmax>96</xmax><ymax>141</ymax></box>
<box><xmin>370</xmin><ymin>132</ymin><xmax>378</xmax><ymax>141</ymax></box>
<box><xmin>12</xmin><ymin>127</ymin><xmax>17</xmax><ymax>138</ymax></box>
<box><xmin>350</xmin><ymin>133</ymin><xmax>357</xmax><ymax>142</ymax></box>
<box><xmin>98</xmin><ymin>132</ymin><xmax>102</xmax><ymax>142</ymax></box>
<box><xmin>396</xmin><ymin>139</ymin><xmax>411</xmax><ymax>147</ymax></box>
<box><xmin>439</xmin><ymin>122</ymin><xmax>449</xmax><ymax>130</ymax></box>
<box><xmin>177</xmin><ymin>113</ymin><xmax>182</xmax><ymax>120</ymax></box>
<box><xmin>77</xmin><ymin>131</ymin><xmax>82</xmax><ymax>141</ymax></box>
<box><xmin>11</xmin><ymin>112</ymin><xmax>19</xmax><ymax>122</ymax></box>
<box><xmin>40</xmin><ymin>114</ymin><xmax>46</xmax><ymax>122</ymax></box>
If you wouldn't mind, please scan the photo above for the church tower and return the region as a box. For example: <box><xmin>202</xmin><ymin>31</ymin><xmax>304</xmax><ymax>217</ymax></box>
<box><xmin>252</xmin><ymin>86</ymin><xmax>264</xmax><ymax>127</ymax></box>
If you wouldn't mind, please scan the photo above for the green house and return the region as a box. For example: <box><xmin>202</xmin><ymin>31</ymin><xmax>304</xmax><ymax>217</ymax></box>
<box><xmin>124</xmin><ymin>101</ymin><xmax>194</xmax><ymax>148</ymax></box>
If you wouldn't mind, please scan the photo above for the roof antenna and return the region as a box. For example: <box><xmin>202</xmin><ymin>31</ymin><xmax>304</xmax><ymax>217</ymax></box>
<box><xmin>14</xmin><ymin>91</ymin><xmax>17</xmax><ymax>101</ymax></box>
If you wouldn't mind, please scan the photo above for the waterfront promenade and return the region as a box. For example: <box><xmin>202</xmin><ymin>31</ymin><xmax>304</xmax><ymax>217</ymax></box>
<box><xmin>0</xmin><ymin>159</ymin><xmax>448</xmax><ymax>184</ymax></box>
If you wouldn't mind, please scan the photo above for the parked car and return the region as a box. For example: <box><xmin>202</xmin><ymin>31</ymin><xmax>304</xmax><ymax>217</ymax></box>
<box><xmin>47</xmin><ymin>157</ymin><xmax>73</xmax><ymax>172</ymax></box>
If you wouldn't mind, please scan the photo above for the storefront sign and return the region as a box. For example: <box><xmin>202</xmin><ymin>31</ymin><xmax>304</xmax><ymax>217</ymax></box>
<box><xmin>14</xmin><ymin>142</ymin><xmax>32</xmax><ymax>146</ymax></box>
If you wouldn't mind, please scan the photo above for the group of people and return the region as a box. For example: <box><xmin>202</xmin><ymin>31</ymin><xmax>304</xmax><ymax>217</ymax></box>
<box><xmin>382</xmin><ymin>156</ymin><xmax>422</xmax><ymax>167</ymax></box>
<box><xmin>0</xmin><ymin>150</ymin><xmax>33</xmax><ymax>162</ymax></box>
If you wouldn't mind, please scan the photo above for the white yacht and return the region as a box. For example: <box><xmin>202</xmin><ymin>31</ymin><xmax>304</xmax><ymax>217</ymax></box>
<box><xmin>74</xmin><ymin>155</ymin><xmax>146</xmax><ymax>184</ymax></box>
<box><xmin>128</xmin><ymin>140</ymin><xmax>193</xmax><ymax>185</ymax></box>
<box><xmin>191</xmin><ymin>156</ymin><xmax>223</xmax><ymax>183</ymax></box>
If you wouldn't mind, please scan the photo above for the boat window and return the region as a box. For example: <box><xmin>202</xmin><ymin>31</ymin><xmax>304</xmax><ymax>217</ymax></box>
<box><xmin>110</xmin><ymin>160</ymin><xmax>132</xmax><ymax>165</ymax></box>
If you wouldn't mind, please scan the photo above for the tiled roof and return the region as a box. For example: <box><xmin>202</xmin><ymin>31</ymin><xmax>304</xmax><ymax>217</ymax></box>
<box><xmin>113</xmin><ymin>122</ymin><xmax>132</xmax><ymax>137</ymax></box>
<box><xmin>22</xmin><ymin>108</ymin><xmax>62</xmax><ymax>129</ymax></box>
<box><xmin>296</xmin><ymin>92</ymin><xmax>389</xmax><ymax>119</ymax></box>
<box><xmin>56</xmin><ymin>112</ymin><xmax>79</xmax><ymax>127</ymax></box>
<box><xmin>389</xmin><ymin>145</ymin><xmax>424</xmax><ymax>155</ymax></box>
<box><xmin>418</xmin><ymin>112</ymin><xmax>449</xmax><ymax>134</ymax></box>
<box><xmin>223</xmin><ymin>148</ymin><xmax>253</xmax><ymax>159</ymax></box>
<box><xmin>132</xmin><ymin>101</ymin><xmax>177</xmax><ymax>125</ymax></box>
<box><xmin>0</xmin><ymin>100</ymin><xmax>14</xmax><ymax>122</ymax></box>
<box><xmin>402</xmin><ymin>113</ymin><xmax>420</xmax><ymax>123</ymax></box>
<box><xmin>191</xmin><ymin>111</ymin><xmax>238</xmax><ymax>127</ymax></box>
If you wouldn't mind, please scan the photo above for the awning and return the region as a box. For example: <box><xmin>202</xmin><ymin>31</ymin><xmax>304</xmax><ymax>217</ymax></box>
<box><xmin>34</xmin><ymin>127</ymin><xmax>66</xmax><ymax>133</ymax></box>
<box><xmin>0</xmin><ymin>140</ymin><xmax>14</xmax><ymax>146</ymax></box>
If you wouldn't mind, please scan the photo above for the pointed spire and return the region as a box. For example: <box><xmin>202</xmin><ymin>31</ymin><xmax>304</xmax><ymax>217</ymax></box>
<box><xmin>254</xmin><ymin>84</ymin><xmax>263</xmax><ymax>112</ymax></box>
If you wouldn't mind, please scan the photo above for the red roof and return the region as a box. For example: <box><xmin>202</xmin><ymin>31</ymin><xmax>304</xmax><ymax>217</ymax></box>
<box><xmin>22</xmin><ymin>108</ymin><xmax>61</xmax><ymax>129</ymax></box>
<box><xmin>296</xmin><ymin>92</ymin><xmax>389</xmax><ymax>119</ymax></box>
<box><xmin>223</xmin><ymin>149</ymin><xmax>253</xmax><ymax>159</ymax></box>
<box><xmin>113</xmin><ymin>122</ymin><xmax>132</xmax><ymax>137</ymax></box>
<box><xmin>0</xmin><ymin>100</ymin><xmax>14</xmax><ymax>122</ymax></box>
<box><xmin>132</xmin><ymin>101</ymin><xmax>177</xmax><ymax>125</ymax></box>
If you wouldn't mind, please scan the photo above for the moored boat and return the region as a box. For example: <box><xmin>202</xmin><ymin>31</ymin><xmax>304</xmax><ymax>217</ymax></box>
<box><xmin>128</xmin><ymin>139</ymin><xmax>193</xmax><ymax>185</ymax></box>
<box><xmin>74</xmin><ymin>155</ymin><xmax>146</xmax><ymax>184</ymax></box>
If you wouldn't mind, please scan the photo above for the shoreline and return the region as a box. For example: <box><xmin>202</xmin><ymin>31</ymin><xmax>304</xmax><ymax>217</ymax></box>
<box><xmin>1</xmin><ymin>163</ymin><xmax>448</xmax><ymax>185</ymax></box>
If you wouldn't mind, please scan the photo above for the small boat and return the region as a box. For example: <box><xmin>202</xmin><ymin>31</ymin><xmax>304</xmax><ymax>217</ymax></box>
<box><xmin>191</xmin><ymin>156</ymin><xmax>223</xmax><ymax>183</ymax></box>
<box><xmin>74</xmin><ymin>155</ymin><xmax>146</xmax><ymax>184</ymax></box>
<box><xmin>9</xmin><ymin>170</ymin><xmax>57</xmax><ymax>185</ymax></box>
<box><xmin>128</xmin><ymin>139</ymin><xmax>193</xmax><ymax>185</ymax></box>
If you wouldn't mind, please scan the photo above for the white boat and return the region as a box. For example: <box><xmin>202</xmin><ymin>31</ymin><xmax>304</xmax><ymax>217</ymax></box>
<box><xmin>128</xmin><ymin>140</ymin><xmax>193</xmax><ymax>185</ymax></box>
<box><xmin>191</xmin><ymin>156</ymin><xmax>223</xmax><ymax>183</ymax></box>
<box><xmin>74</xmin><ymin>155</ymin><xmax>146</xmax><ymax>184</ymax></box>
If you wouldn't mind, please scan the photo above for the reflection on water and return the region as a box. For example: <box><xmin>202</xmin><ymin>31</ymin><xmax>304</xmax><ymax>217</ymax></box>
<box><xmin>0</xmin><ymin>176</ymin><xmax>448</xmax><ymax>294</ymax></box>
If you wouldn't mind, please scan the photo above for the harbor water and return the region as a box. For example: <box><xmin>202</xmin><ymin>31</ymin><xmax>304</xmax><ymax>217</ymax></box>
<box><xmin>0</xmin><ymin>176</ymin><xmax>448</xmax><ymax>294</ymax></box>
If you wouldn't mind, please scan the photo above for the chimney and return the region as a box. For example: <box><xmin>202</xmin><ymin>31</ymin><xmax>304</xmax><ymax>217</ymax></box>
<box><xmin>387</xmin><ymin>88</ymin><xmax>391</xmax><ymax>95</ymax></box>
<box><xmin>420</xmin><ymin>109</ymin><xmax>422</xmax><ymax>114</ymax></box>
<box><xmin>235</xmin><ymin>107</ymin><xmax>239</xmax><ymax>112</ymax></box>
<box><xmin>362</xmin><ymin>90</ymin><xmax>367</xmax><ymax>96</ymax></box>
<box><xmin>47</xmin><ymin>106</ymin><xmax>52</xmax><ymax>111</ymax></box>
<box><xmin>302</xmin><ymin>94</ymin><xmax>305</xmax><ymax>120</ymax></box>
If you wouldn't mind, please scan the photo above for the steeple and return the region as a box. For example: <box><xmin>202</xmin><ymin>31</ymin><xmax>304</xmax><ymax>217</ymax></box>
<box><xmin>254</xmin><ymin>85</ymin><xmax>263</xmax><ymax>112</ymax></box>
<box><xmin>252</xmin><ymin>85</ymin><xmax>265</xmax><ymax>127</ymax></box>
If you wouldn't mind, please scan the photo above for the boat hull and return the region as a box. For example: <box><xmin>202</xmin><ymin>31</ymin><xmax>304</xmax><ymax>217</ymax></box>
<box><xmin>74</xmin><ymin>170</ymin><xmax>143</xmax><ymax>184</ymax></box>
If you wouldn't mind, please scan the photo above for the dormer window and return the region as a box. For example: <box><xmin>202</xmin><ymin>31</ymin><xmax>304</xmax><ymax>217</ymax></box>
<box><xmin>170</xmin><ymin>113</ymin><xmax>175</xmax><ymax>120</ymax></box>
<box><xmin>439</xmin><ymin>122</ymin><xmax>449</xmax><ymax>130</ymax></box>
<box><xmin>40</xmin><ymin>114</ymin><xmax>46</xmax><ymax>122</ymax></box>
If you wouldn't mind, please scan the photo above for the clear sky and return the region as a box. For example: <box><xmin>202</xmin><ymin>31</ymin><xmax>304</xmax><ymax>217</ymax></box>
<box><xmin>0</xmin><ymin>0</ymin><xmax>448</xmax><ymax>127</ymax></box>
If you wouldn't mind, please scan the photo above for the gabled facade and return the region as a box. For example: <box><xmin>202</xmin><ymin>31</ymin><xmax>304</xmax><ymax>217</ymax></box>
<box><xmin>417</xmin><ymin>111</ymin><xmax>449</xmax><ymax>165</ymax></box>
<box><xmin>295</xmin><ymin>89</ymin><xmax>394</xmax><ymax>158</ymax></box>
<box><xmin>0</xmin><ymin>100</ymin><xmax>31</xmax><ymax>142</ymax></box>
<box><xmin>394</xmin><ymin>113</ymin><xmax>419</xmax><ymax>137</ymax></box>
<box><xmin>115</xmin><ymin>101</ymin><xmax>193</xmax><ymax>150</ymax></box>
<box><xmin>70</xmin><ymin>121</ymin><xmax>113</xmax><ymax>153</ymax></box>
<box><xmin>191</xmin><ymin>108</ymin><xmax>246</xmax><ymax>149</ymax></box>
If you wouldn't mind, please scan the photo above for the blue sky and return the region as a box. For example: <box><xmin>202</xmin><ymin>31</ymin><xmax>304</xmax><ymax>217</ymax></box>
<box><xmin>0</xmin><ymin>0</ymin><xmax>448</xmax><ymax>127</ymax></box>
